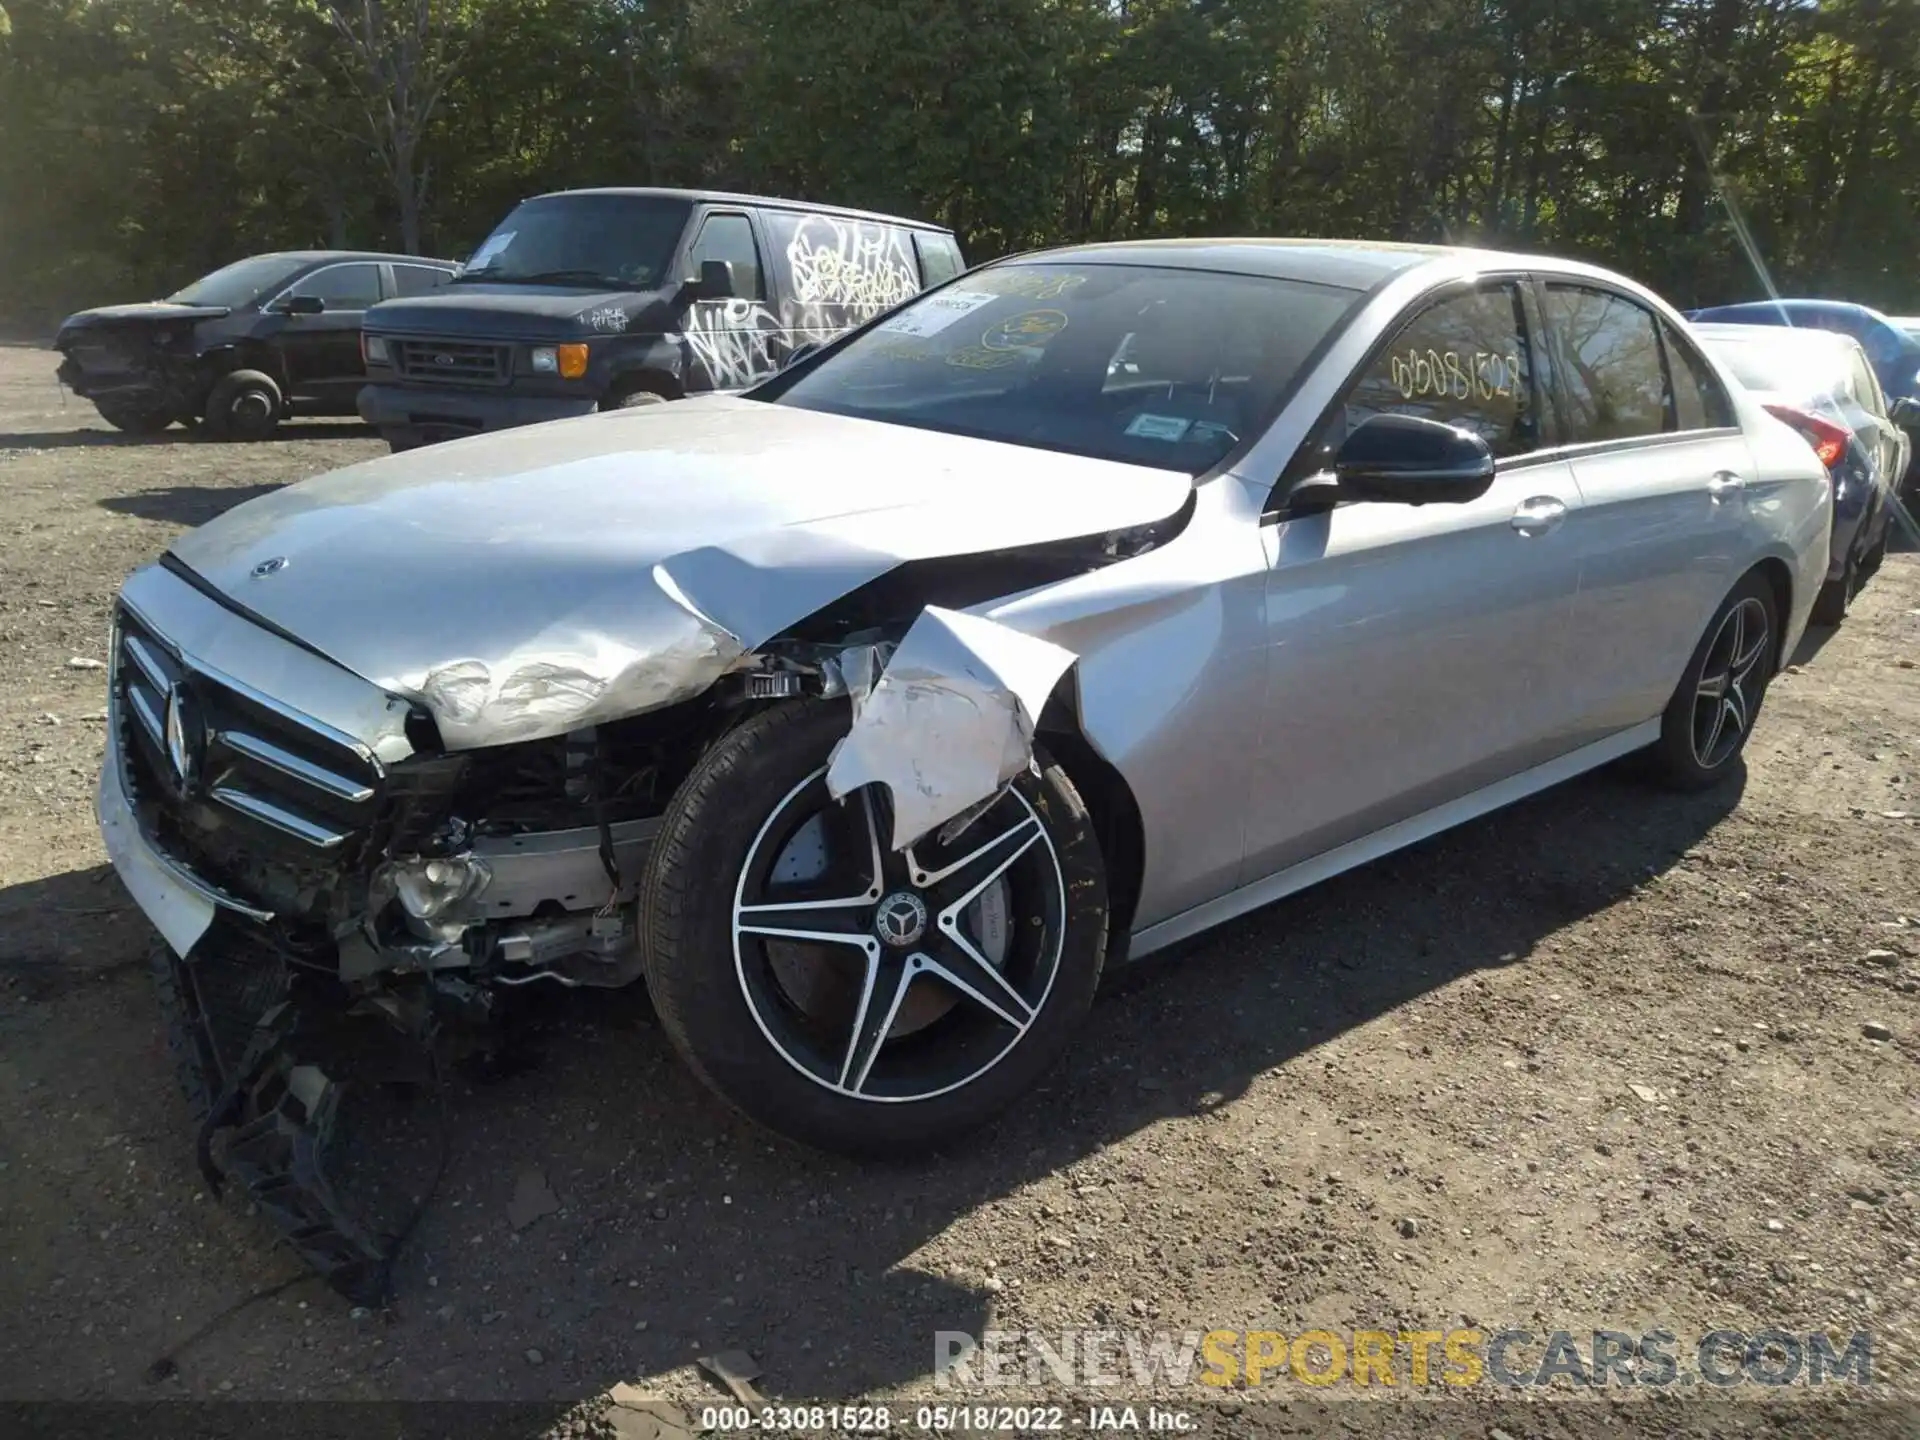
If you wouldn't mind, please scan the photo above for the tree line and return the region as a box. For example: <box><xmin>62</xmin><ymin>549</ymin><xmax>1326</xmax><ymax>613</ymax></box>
<box><xmin>1</xmin><ymin>0</ymin><xmax>1916</xmax><ymax>331</ymax></box>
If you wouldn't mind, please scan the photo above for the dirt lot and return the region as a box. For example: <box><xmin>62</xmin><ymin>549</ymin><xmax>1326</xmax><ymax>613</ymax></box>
<box><xmin>1</xmin><ymin>341</ymin><xmax>1916</xmax><ymax>1428</ymax></box>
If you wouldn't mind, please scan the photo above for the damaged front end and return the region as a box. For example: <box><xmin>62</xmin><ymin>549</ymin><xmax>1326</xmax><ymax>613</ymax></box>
<box><xmin>54</xmin><ymin>308</ymin><xmax>224</xmax><ymax>420</ymax></box>
<box><xmin>101</xmin><ymin>444</ymin><xmax>1190</xmax><ymax>1300</ymax></box>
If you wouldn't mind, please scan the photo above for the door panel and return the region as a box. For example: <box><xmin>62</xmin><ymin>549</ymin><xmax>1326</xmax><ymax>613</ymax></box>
<box><xmin>1244</xmin><ymin>279</ymin><xmax>1583</xmax><ymax>883</ymax></box>
<box><xmin>1558</xmin><ymin>437</ymin><xmax>1750</xmax><ymax>733</ymax></box>
<box><xmin>1245</xmin><ymin>459</ymin><xmax>1587</xmax><ymax>879</ymax></box>
<box><xmin>1543</xmin><ymin>285</ymin><xmax>1748</xmax><ymax>735</ymax></box>
<box><xmin>682</xmin><ymin>212</ymin><xmax>778</xmax><ymax>390</ymax></box>
<box><xmin>273</xmin><ymin>262</ymin><xmax>381</xmax><ymax>397</ymax></box>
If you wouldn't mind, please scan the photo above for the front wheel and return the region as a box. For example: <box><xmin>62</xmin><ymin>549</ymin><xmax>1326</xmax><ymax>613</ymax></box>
<box><xmin>641</xmin><ymin>700</ymin><xmax>1108</xmax><ymax>1157</ymax></box>
<box><xmin>202</xmin><ymin>369</ymin><xmax>283</xmax><ymax>442</ymax></box>
<box><xmin>1646</xmin><ymin>571</ymin><xmax>1778</xmax><ymax>791</ymax></box>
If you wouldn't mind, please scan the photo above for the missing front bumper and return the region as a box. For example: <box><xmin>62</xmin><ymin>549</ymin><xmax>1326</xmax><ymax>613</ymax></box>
<box><xmin>154</xmin><ymin>929</ymin><xmax>461</xmax><ymax>1307</ymax></box>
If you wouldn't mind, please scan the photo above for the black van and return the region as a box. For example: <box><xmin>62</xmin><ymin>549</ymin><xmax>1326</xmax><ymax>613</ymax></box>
<box><xmin>356</xmin><ymin>188</ymin><xmax>965</xmax><ymax>450</ymax></box>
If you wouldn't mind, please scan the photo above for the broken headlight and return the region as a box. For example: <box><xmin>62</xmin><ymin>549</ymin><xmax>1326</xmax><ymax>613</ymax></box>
<box><xmin>371</xmin><ymin>856</ymin><xmax>492</xmax><ymax>940</ymax></box>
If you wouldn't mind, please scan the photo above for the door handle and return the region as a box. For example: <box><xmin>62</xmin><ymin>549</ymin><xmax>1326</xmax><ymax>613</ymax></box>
<box><xmin>1510</xmin><ymin>496</ymin><xmax>1568</xmax><ymax>536</ymax></box>
<box><xmin>1707</xmin><ymin>471</ymin><xmax>1747</xmax><ymax>502</ymax></box>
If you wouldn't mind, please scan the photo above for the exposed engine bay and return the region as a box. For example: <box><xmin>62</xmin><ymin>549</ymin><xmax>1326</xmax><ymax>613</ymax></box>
<box><xmin>105</xmin><ymin>498</ymin><xmax>1186</xmax><ymax>1303</ymax></box>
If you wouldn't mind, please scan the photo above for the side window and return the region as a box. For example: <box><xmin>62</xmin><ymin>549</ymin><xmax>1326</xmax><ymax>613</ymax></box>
<box><xmin>1662</xmin><ymin>321</ymin><xmax>1735</xmax><ymax>430</ymax></box>
<box><xmin>289</xmin><ymin>263</ymin><xmax>382</xmax><ymax>311</ymax></box>
<box><xmin>1544</xmin><ymin>286</ymin><xmax>1671</xmax><ymax>443</ymax></box>
<box><xmin>914</xmin><ymin>233</ymin><xmax>962</xmax><ymax>287</ymax></box>
<box><xmin>688</xmin><ymin>214</ymin><xmax>764</xmax><ymax>301</ymax></box>
<box><xmin>392</xmin><ymin>264</ymin><xmax>453</xmax><ymax>298</ymax></box>
<box><xmin>1330</xmin><ymin>284</ymin><xmax>1538</xmax><ymax>458</ymax></box>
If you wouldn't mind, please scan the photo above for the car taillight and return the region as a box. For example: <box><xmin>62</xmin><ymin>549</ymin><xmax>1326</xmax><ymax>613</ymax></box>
<box><xmin>1764</xmin><ymin>403</ymin><xmax>1849</xmax><ymax>470</ymax></box>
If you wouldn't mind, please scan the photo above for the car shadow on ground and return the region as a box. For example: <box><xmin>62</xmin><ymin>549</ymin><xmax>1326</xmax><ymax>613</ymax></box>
<box><xmin>0</xmin><ymin>759</ymin><xmax>1745</xmax><ymax>1402</ymax></box>
<box><xmin>1</xmin><ymin>421</ymin><xmax>375</xmax><ymax>450</ymax></box>
<box><xmin>97</xmin><ymin>483</ymin><xmax>286</xmax><ymax>526</ymax></box>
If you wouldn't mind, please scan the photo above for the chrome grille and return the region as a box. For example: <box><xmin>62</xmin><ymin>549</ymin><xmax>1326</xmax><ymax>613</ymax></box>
<box><xmin>114</xmin><ymin>605</ymin><xmax>382</xmax><ymax>877</ymax></box>
<box><xmin>391</xmin><ymin>338</ymin><xmax>511</xmax><ymax>386</ymax></box>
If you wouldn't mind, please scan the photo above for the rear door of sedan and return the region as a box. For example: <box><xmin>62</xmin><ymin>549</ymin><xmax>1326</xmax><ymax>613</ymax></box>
<box><xmin>1535</xmin><ymin>280</ymin><xmax>1752</xmax><ymax>739</ymax></box>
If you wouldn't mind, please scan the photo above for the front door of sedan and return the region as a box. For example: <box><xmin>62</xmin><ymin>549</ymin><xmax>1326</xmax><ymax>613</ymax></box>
<box><xmin>268</xmin><ymin>261</ymin><xmax>384</xmax><ymax>403</ymax></box>
<box><xmin>1242</xmin><ymin>280</ymin><xmax>1590</xmax><ymax>880</ymax></box>
<box><xmin>1536</xmin><ymin>285</ymin><xmax>1752</xmax><ymax>736</ymax></box>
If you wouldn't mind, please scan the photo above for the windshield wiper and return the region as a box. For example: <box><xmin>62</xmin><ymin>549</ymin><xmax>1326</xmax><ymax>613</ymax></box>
<box><xmin>469</xmin><ymin>268</ymin><xmax>630</xmax><ymax>289</ymax></box>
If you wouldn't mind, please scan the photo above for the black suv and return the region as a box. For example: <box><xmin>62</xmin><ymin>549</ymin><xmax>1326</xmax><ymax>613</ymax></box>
<box><xmin>356</xmin><ymin>188</ymin><xmax>965</xmax><ymax>450</ymax></box>
<box><xmin>53</xmin><ymin>251</ymin><xmax>459</xmax><ymax>440</ymax></box>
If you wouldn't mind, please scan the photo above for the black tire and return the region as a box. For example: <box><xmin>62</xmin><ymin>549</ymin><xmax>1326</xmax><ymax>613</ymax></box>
<box><xmin>1811</xmin><ymin>559</ymin><xmax>1856</xmax><ymax>626</ymax></box>
<box><xmin>603</xmin><ymin>385</ymin><xmax>667</xmax><ymax>411</ymax></box>
<box><xmin>641</xmin><ymin>699</ymin><xmax>1108</xmax><ymax>1157</ymax></box>
<box><xmin>1860</xmin><ymin>525</ymin><xmax>1889</xmax><ymax>581</ymax></box>
<box><xmin>202</xmin><ymin>369</ymin><xmax>283</xmax><ymax>442</ymax></box>
<box><xmin>1646</xmin><ymin>570</ymin><xmax>1779</xmax><ymax>791</ymax></box>
<box><xmin>95</xmin><ymin>400</ymin><xmax>175</xmax><ymax>435</ymax></box>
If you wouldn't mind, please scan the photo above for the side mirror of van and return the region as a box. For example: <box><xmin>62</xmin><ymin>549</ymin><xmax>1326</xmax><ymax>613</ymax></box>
<box><xmin>683</xmin><ymin>259</ymin><xmax>738</xmax><ymax>302</ymax></box>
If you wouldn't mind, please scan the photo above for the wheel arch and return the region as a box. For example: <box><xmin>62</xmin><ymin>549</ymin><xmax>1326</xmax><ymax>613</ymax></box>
<box><xmin>603</xmin><ymin>366</ymin><xmax>685</xmax><ymax>405</ymax></box>
<box><xmin>1749</xmin><ymin>555</ymin><xmax>1794</xmax><ymax>668</ymax></box>
<box><xmin>1037</xmin><ymin>698</ymin><xmax>1145</xmax><ymax>966</ymax></box>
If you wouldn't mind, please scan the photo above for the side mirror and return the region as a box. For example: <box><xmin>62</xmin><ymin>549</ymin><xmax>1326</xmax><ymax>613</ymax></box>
<box><xmin>683</xmin><ymin>259</ymin><xmax>738</xmax><ymax>302</ymax></box>
<box><xmin>785</xmin><ymin>341</ymin><xmax>823</xmax><ymax>369</ymax></box>
<box><xmin>1889</xmin><ymin>395</ymin><xmax>1920</xmax><ymax>428</ymax></box>
<box><xmin>1325</xmin><ymin>413</ymin><xmax>1496</xmax><ymax>506</ymax></box>
<box><xmin>278</xmin><ymin>293</ymin><xmax>325</xmax><ymax>316</ymax></box>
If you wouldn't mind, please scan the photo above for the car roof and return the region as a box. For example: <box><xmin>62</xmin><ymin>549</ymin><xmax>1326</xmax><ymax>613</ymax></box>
<box><xmin>254</xmin><ymin>250</ymin><xmax>462</xmax><ymax>267</ymax></box>
<box><xmin>520</xmin><ymin>187</ymin><xmax>949</xmax><ymax>233</ymax></box>
<box><xmin>1692</xmin><ymin>298</ymin><xmax>1890</xmax><ymax>323</ymax></box>
<box><xmin>986</xmin><ymin>237</ymin><xmax>1636</xmax><ymax>293</ymax></box>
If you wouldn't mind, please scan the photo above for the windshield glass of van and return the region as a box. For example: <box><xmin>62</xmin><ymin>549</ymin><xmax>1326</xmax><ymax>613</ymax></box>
<box><xmin>762</xmin><ymin>263</ymin><xmax>1362</xmax><ymax>475</ymax></box>
<box><xmin>167</xmin><ymin>255</ymin><xmax>307</xmax><ymax>309</ymax></box>
<box><xmin>456</xmin><ymin>195</ymin><xmax>692</xmax><ymax>290</ymax></box>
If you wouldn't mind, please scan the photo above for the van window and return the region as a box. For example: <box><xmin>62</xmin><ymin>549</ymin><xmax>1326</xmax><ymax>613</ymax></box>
<box><xmin>688</xmin><ymin>214</ymin><xmax>764</xmax><ymax>301</ymax></box>
<box><xmin>915</xmin><ymin>233</ymin><xmax>963</xmax><ymax>287</ymax></box>
<box><xmin>760</xmin><ymin>210</ymin><xmax>922</xmax><ymax>329</ymax></box>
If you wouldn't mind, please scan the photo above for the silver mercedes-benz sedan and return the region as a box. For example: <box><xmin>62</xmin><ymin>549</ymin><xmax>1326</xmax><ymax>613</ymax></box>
<box><xmin>97</xmin><ymin>239</ymin><xmax>1828</xmax><ymax>1289</ymax></box>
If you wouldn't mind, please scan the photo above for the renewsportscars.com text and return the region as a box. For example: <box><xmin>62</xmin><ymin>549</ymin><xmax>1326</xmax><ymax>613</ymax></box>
<box><xmin>934</xmin><ymin>1327</ymin><xmax>1875</xmax><ymax>1391</ymax></box>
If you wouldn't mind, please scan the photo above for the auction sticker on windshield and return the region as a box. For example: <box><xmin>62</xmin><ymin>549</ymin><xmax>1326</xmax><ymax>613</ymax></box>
<box><xmin>467</xmin><ymin>231</ymin><xmax>515</xmax><ymax>268</ymax></box>
<box><xmin>879</xmin><ymin>289</ymin><xmax>1002</xmax><ymax>338</ymax></box>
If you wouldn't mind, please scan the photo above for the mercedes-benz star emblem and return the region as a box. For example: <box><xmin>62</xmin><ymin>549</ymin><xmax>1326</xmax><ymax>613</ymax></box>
<box><xmin>874</xmin><ymin>891</ymin><xmax>929</xmax><ymax>949</ymax></box>
<box><xmin>250</xmin><ymin>555</ymin><xmax>289</xmax><ymax>579</ymax></box>
<box><xmin>163</xmin><ymin>684</ymin><xmax>196</xmax><ymax>786</ymax></box>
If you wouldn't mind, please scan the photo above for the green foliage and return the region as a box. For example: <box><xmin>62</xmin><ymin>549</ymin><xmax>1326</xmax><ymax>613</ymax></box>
<box><xmin>1</xmin><ymin>0</ymin><xmax>1917</xmax><ymax>330</ymax></box>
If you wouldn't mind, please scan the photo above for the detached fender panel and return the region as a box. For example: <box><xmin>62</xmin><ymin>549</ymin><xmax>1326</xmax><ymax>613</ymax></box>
<box><xmin>825</xmin><ymin>607</ymin><xmax>1077</xmax><ymax>850</ymax></box>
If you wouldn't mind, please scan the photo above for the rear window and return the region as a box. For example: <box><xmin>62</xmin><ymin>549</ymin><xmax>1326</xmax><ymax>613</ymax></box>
<box><xmin>1704</xmin><ymin>335</ymin><xmax>1851</xmax><ymax>403</ymax></box>
<box><xmin>763</xmin><ymin>262</ymin><xmax>1362</xmax><ymax>476</ymax></box>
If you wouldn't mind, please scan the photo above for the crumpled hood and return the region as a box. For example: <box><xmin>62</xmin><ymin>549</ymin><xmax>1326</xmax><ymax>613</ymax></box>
<box><xmin>57</xmin><ymin>302</ymin><xmax>230</xmax><ymax>340</ymax></box>
<box><xmin>165</xmin><ymin>396</ymin><xmax>1191</xmax><ymax>748</ymax></box>
<box><xmin>364</xmin><ymin>284</ymin><xmax>667</xmax><ymax>340</ymax></box>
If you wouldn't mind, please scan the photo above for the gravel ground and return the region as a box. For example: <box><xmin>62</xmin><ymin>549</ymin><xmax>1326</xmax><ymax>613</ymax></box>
<box><xmin>0</xmin><ymin>342</ymin><xmax>1916</xmax><ymax>1431</ymax></box>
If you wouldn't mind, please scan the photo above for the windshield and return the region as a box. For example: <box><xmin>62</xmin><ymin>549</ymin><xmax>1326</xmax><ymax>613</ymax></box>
<box><xmin>762</xmin><ymin>263</ymin><xmax>1362</xmax><ymax>474</ymax></box>
<box><xmin>455</xmin><ymin>195</ymin><xmax>692</xmax><ymax>289</ymax></box>
<box><xmin>166</xmin><ymin>255</ymin><xmax>308</xmax><ymax>308</ymax></box>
